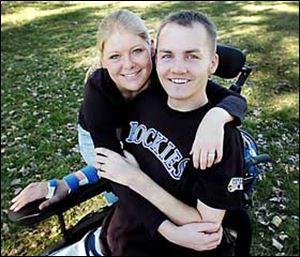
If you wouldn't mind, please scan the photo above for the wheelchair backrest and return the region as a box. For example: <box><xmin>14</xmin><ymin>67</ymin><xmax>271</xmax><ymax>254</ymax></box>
<box><xmin>215</xmin><ymin>44</ymin><xmax>246</xmax><ymax>79</ymax></box>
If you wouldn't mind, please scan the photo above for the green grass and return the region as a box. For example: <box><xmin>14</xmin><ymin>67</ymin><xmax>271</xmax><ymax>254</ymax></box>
<box><xmin>1</xmin><ymin>1</ymin><xmax>299</xmax><ymax>256</ymax></box>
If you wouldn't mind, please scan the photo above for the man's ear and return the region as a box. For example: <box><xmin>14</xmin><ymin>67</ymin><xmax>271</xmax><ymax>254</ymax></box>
<box><xmin>210</xmin><ymin>53</ymin><xmax>219</xmax><ymax>74</ymax></box>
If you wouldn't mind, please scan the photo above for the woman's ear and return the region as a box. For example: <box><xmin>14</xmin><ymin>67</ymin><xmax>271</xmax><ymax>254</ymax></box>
<box><xmin>101</xmin><ymin>58</ymin><xmax>107</xmax><ymax>69</ymax></box>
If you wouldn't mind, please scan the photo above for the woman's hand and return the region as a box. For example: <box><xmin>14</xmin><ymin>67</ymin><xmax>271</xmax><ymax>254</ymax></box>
<box><xmin>94</xmin><ymin>148</ymin><xmax>140</xmax><ymax>187</ymax></box>
<box><xmin>159</xmin><ymin>220</ymin><xmax>223</xmax><ymax>251</ymax></box>
<box><xmin>10</xmin><ymin>180</ymin><xmax>69</xmax><ymax>212</ymax></box>
<box><xmin>190</xmin><ymin>107</ymin><xmax>233</xmax><ymax>170</ymax></box>
<box><xmin>174</xmin><ymin>223</ymin><xmax>223</xmax><ymax>251</ymax></box>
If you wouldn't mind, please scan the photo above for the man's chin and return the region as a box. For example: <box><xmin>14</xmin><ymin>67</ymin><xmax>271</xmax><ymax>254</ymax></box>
<box><xmin>165</xmin><ymin>89</ymin><xmax>188</xmax><ymax>99</ymax></box>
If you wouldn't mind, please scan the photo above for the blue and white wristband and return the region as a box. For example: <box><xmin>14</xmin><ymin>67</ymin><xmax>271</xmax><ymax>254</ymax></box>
<box><xmin>79</xmin><ymin>166</ymin><xmax>100</xmax><ymax>186</ymax></box>
<box><xmin>46</xmin><ymin>179</ymin><xmax>57</xmax><ymax>199</ymax></box>
<box><xmin>61</xmin><ymin>166</ymin><xmax>100</xmax><ymax>194</ymax></box>
<box><xmin>63</xmin><ymin>174</ymin><xmax>80</xmax><ymax>194</ymax></box>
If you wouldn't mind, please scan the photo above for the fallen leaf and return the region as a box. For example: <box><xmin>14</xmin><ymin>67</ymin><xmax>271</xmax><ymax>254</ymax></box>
<box><xmin>291</xmin><ymin>215</ymin><xmax>299</xmax><ymax>221</ymax></box>
<box><xmin>20</xmin><ymin>167</ymin><xmax>30</xmax><ymax>177</ymax></box>
<box><xmin>269</xmin><ymin>196</ymin><xmax>288</xmax><ymax>204</ymax></box>
<box><xmin>1</xmin><ymin>222</ymin><xmax>9</xmax><ymax>235</ymax></box>
<box><xmin>279</xmin><ymin>204</ymin><xmax>286</xmax><ymax>210</ymax></box>
<box><xmin>14</xmin><ymin>187</ymin><xmax>22</xmax><ymax>195</ymax></box>
<box><xmin>11</xmin><ymin>178</ymin><xmax>21</xmax><ymax>186</ymax></box>
<box><xmin>279</xmin><ymin>234</ymin><xmax>288</xmax><ymax>241</ymax></box>
<box><xmin>268</xmin><ymin>226</ymin><xmax>275</xmax><ymax>232</ymax></box>
<box><xmin>272</xmin><ymin>238</ymin><xmax>283</xmax><ymax>251</ymax></box>
<box><xmin>271</xmin><ymin>216</ymin><xmax>282</xmax><ymax>227</ymax></box>
<box><xmin>275</xmin><ymin>253</ymin><xmax>286</xmax><ymax>256</ymax></box>
<box><xmin>257</xmin><ymin>215</ymin><xmax>269</xmax><ymax>226</ymax></box>
<box><xmin>259</xmin><ymin>243</ymin><xmax>269</xmax><ymax>251</ymax></box>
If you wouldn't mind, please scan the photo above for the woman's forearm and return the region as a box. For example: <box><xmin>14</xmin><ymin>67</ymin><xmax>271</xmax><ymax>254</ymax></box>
<box><xmin>94</xmin><ymin>147</ymin><xmax>202</xmax><ymax>225</ymax></box>
<box><xmin>128</xmin><ymin>170</ymin><xmax>202</xmax><ymax>225</ymax></box>
<box><xmin>158</xmin><ymin>219</ymin><xmax>222</xmax><ymax>251</ymax></box>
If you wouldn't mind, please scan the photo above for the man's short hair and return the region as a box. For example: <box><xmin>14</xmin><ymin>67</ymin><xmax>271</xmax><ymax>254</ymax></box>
<box><xmin>156</xmin><ymin>10</ymin><xmax>218</xmax><ymax>52</ymax></box>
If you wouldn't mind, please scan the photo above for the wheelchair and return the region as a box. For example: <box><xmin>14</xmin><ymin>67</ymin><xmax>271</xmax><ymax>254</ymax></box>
<box><xmin>8</xmin><ymin>44</ymin><xmax>271</xmax><ymax>256</ymax></box>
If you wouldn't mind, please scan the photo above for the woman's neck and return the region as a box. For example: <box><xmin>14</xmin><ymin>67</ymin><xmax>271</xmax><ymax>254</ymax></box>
<box><xmin>120</xmin><ymin>80</ymin><xmax>150</xmax><ymax>101</ymax></box>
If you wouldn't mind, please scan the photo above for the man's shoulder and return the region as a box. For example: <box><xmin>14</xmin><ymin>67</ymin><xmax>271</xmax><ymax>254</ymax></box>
<box><xmin>134</xmin><ymin>87</ymin><xmax>163</xmax><ymax>106</ymax></box>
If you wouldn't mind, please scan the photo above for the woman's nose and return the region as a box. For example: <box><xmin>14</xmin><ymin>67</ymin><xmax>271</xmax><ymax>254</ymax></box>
<box><xmin>123</xmin><ymin>55</ymin><xmax>135</xmax><ymax>70</ymax></box>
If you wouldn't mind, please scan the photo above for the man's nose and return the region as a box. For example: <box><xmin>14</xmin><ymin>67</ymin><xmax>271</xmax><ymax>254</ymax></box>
<box><xmin>170</xmin><ymin>58</ymin><xmax>187</xmax><ymax>74</ymax></box>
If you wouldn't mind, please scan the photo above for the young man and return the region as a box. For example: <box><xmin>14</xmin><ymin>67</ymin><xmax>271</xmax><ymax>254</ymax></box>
<box><xmin>95</xmin><ymin>10</ymin><xmax>244</xmax><ymax>256</ymax></box>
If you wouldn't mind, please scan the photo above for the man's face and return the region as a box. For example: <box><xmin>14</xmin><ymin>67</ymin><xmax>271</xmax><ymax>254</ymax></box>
<box><xmin>156</xmin><ymin>23</ymin><xmax>218</xmax><ymax>109</ymax></box>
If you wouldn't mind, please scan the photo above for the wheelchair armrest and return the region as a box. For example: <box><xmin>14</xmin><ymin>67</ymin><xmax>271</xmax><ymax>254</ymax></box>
<box><xmin>8</xmin><ymin>179</ymin><xmax>112</xmax><ymax>227</ymax></box>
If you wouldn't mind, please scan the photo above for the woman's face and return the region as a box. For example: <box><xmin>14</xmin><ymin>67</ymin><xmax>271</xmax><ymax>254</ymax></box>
<box><xmin>102</xmin><ymin>29</ymin><xmax>153</xmax><ymax>98</ymax></box>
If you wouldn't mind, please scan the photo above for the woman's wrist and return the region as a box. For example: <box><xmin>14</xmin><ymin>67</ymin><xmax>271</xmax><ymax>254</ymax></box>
<box><xmin>127</xmin><ymin>167</ymin><xmax>144</xmax><ymax>189</ymax></box>
<box><xmin>74</xmin><ymin>170</ymin><xmax>86</xmax><ymax>181</ymax></box>
<box><xmin>158</xmin><ymin>220</ymin><xmax>179</xmax><ymax>244</ymax></box>
<box><xmin>58</xmin><ymin>179</ymin><xmax>70</xmax><ymax>194</ymax></box>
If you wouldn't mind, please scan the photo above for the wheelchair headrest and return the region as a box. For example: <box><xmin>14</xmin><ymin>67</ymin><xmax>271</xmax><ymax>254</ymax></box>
<box><xmin>215</xmin><ymin>44</ymin><xmax>246</xmax><ymax>79</ymax></box>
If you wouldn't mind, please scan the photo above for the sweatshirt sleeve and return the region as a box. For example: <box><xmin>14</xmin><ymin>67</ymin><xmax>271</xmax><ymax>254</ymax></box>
<box><xmin>81</xmin><ymin>70</ymin><xmax>123</xmax><ymax>153</ymax></box>
<box><xmin>206</xmin><ymin>80</ymin><xmax>248</xmax><ymax>125</ymax></box>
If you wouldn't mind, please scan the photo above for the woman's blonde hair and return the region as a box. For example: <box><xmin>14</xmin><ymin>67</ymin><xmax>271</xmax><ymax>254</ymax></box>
<box><xmin>98</xmin><ymin>10</ymin><xmax>150</xmax><ymax>60</ymax></box>
<box><xmin>85</xmin><ymin>9</ymin><xmax>151</xmax><ymax>82</ymax></box>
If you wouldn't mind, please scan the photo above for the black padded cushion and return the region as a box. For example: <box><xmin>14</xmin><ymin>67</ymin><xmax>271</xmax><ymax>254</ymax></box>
<box><xmin>215</xmin><ymin>44</ymin><xmax>246</xmax><ymax>79</ymax></box>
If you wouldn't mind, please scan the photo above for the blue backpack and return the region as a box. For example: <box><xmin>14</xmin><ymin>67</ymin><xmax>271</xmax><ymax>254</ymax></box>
<box><xmin>239</xmin><ymin>129</ymin><xmax>267</xmax><ymax>194</ymax></box>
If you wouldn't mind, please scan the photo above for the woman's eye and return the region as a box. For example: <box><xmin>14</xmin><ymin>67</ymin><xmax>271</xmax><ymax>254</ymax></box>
<box><xmin>110</xmin><ymin>54</ymin><xmax>120</xmax><ymax>60</ymax></box>
<box><xmin>161</xmin><ymin>54</ymin><xmax>172</xmax><ymax>60</ymax></box>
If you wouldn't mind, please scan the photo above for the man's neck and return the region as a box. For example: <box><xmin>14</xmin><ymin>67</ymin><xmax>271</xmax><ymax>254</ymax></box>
<box><xmin>167</xmin><ymin>93</ymin><xmax>208</xmax><ymax>112</ymax></box>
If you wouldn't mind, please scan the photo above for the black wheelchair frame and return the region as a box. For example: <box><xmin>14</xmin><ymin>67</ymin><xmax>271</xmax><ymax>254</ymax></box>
<box><xmin>8</xmin><ymin>44</ymin><xmax>270</xmax><ymax>256</ymax></box>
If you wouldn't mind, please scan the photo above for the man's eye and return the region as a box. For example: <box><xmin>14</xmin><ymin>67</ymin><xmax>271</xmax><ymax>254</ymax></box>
<box><xmin>187</xmin><ymin>55</ymin><xmax>199</xmax><ymax>60</ymax></box>
<box><xmin>132</xmin><ymin>48</ymin><xmax>143</xmax><ymax>55</ymax></box>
